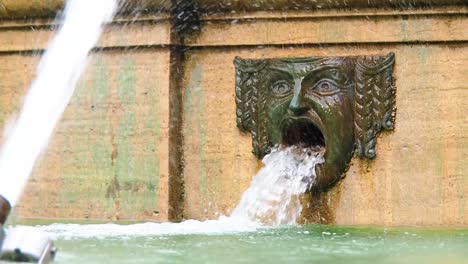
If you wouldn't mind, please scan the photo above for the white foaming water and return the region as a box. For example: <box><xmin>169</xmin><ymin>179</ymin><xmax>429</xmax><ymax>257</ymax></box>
<box><xmin>24</xmin><ymin>146</ymin><xmax>324</xmax><ymax>239</ymax></box>
<box><xmin>230</xmin><ymin>146</ymin><xmax>324</xmax><ymax>226</ymax></box>
<box><xmin>0</xmin><ymin>0</ymin><xmax>117</xmax><ymax>206</ymax></box>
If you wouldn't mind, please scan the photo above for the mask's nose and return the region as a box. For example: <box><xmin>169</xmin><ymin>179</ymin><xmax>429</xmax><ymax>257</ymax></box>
<box><xmin>288</xmin><ymin>78</ymin><xmax>309</xmax><ymax>115</ymax></box>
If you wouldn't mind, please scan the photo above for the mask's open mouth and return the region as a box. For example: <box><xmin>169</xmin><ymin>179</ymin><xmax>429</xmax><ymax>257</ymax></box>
<box><xmin>281</xmin><ymin>118</ymin><xmax>325</xmax><ymax>149</ymax></box>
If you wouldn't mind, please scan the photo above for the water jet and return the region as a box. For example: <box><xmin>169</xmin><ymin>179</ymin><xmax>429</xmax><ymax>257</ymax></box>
<box><xmin>0</xmin><ymin>0</ymin><xmax>116</xmax><ymax>262</ymax></box>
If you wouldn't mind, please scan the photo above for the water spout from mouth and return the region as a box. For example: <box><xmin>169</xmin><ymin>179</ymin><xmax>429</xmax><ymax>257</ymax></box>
<box><xmin>281</xmin><ymin>118</ymin><xmax>325</xmax><ymax>150</ymax></box>
<box><xmin>231</xmin><ymin>146</ymin><xmax>324</xmax><ymax>225</ymax></box>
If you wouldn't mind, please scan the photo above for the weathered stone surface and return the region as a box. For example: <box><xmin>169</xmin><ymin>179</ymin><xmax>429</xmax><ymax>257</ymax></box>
<box><xmin>187</xmin><ymin>14</ymin><xmax>468</xmax><ymax>46</ymax></box>
<box><xmin>0</xmin><ymin>50</ymin><xmax>171</xmax><ymax>222</ymax></box>
<box><xmin>0</xmin><ymin>0</ymin><xmax>465</xmax><ymax>18</ymax></box>
<box><xmin>0</xmin><ymin>0</ymin><xmax>171</xmax><ymax>19</ymax></box>
<box><xmin>194</xmin><ymin>0</ymin><xmax>467</xmax><ymax>12</ymax></box>
<box><xmin>182</xmin><ymin>53</ymin><xmax>262</xmax><ymax>220</ymax></box>
<box><xmin>0</xmin><ymin>18</ymin><xmax>171</xmax><ymax>52</ymax></box>
<box><xmin>182</xmin><ymin>44</ymin><xmax>467</xmax><ymax>226</ymax></box>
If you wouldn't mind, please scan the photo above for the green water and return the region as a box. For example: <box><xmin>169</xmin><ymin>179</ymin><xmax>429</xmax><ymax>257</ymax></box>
<box><xmin>11</xmin><ymin>225</ymin><xmax>464</xmax><ymax>264</ymax></box>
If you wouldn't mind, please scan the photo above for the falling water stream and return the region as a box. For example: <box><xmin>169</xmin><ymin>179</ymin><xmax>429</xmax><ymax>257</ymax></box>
<box><xmin>231</xmin><ymin>146</ymin><xmax>324</xmax><ymax>226</ymax></box>
<box><xmin>0</xmin><ymin>0</ymin><xmax>117</xmax><ymax>207</ymax></box>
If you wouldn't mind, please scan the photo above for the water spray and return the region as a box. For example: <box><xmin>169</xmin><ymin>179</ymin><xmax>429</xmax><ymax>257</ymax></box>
<box><xmin>0</xmin><ymin>0</ymin><xmax>117</xmax><ymax>262</ymax></box>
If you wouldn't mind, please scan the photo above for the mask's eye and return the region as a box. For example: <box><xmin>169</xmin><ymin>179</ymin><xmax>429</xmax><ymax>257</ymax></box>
<box><xmin>271</xmin><ymin>80</ymin><xmax>292</xmax><ymax>96</ymax></box>
<box><xmin>311</xmin><ymin>79</ymin><xmax>339</xmax><ymax>96</ymax></box>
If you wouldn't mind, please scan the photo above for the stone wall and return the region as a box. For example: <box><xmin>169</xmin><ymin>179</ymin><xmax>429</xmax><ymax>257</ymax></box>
<box><xmin>0</xmin><ymin>16</ymin><xmax>173</xmax><ymax>222</ymax></box>
<box><xmin>0</xmin><ymin>1</ymin><xmax>466</xmax><ymax>226</ymax></box>
<box><xmin>181</xmin><ymin>45</ymin><xmax>467</xmax><ymax>226</ymax></box>
<box><xmin>179</xmin><ymin>7</ymin><xmax>468</xmax><ymax>227</ymax></box>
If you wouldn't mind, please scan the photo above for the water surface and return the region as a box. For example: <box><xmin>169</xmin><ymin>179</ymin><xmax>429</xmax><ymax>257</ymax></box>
<box><xmin>6</xmin><ymin>224</ymin><xmax>465</xmax><ymax>264</ymax></box>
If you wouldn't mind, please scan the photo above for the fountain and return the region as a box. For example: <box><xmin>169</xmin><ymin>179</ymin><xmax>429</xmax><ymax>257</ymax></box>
<box><xmin>0</xmin><ymin>0</ymin><xmax>465</xmax><ymax>263</ymax></box>
<box><xmin>234</xmin><ymin>54</ymin><xmax>396</xmax><ymax>191</ymax></box>
<box><xmin>0</xmin><ymin>0</ymin><xmax>463</xmax><ymax>227</ymax></box>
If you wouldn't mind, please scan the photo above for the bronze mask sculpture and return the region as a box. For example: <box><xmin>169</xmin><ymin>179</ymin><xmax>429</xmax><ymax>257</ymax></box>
<box><xmin>234</xmin><ymin>53</ymin><xmax>396</xmax><ymax>191</ymax></box>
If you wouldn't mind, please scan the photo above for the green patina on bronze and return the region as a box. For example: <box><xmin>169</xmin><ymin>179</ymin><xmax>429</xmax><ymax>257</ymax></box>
<box><xmin>234</xmin><ymin>53</ymin><xmax>396</xmax><ymax>191</ymax></box>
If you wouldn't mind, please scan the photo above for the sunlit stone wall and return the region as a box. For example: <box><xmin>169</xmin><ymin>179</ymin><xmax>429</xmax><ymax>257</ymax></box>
<box><xmin>0</xmin><ymin>16</ymin><xmax>173</xmax><ymax>222</ymax></box>
<box><xmin>0</xmin><ymin>1</ymin><xmax>466</xmax><ymax>226</ymax></box>
<box><xmin>180</xmin><ymin>8</ymin><xmax>468</xmax><ymax>227</ymax></box>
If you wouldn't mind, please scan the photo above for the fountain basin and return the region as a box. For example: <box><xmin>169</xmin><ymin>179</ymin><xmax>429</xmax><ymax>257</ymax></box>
<box><xmin>0</xmin><ymin>0</ymin><xmax>466</xmax><ymax>226</ymax></box>
<box><xmin>3</xmin><ymin>222</ymin><xmax>467</xmax><ymax>264</ymax></box>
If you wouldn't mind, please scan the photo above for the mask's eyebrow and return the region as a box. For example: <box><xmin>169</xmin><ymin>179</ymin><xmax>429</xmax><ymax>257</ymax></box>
<box><xmin>268</xmin><ymin>65</ymin><xmax>294</xmax><ymax>78</ymax></box>
<box><xmin>313</xmin><ymin>63</ymin><xmax>342</xmax><ymax>72</ymax></box>
<box><xmin>303</xmin><ymin>65</ymin><xmax>343</xmax><ymax>78</ymax></box>
<box><xmin>302</xmin><ymin>65</ymin><xmax>353</xmax><ymax>89</ymax></box>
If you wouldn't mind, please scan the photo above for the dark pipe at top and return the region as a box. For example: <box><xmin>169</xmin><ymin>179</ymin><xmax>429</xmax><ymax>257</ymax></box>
<box><xmin>0</xmin><ymin>195</ymin><xmax>11</xmax><ymax>225</ymax></box>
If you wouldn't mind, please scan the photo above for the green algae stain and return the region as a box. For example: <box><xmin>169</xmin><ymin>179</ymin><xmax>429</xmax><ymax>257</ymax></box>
<box><xmin>140</xmin><ymin>155</ymin><xmax>159</xmax><ymax>212</ymax></box>
<box><xmin>92</xmin><ymin>56</ymin><xmax>109</xmax><ymax>106</ymax></box>
<box><xmin>115</xmin><ymin>58</ymin><xmax>138</xmax><ymax>218</ymax></box>
<box><xmin>138</xmin><ymin>76</ymin><xmax>161</xmax><ymax>212</ymax></box>
<box><xmin>400</xmin><ymin>20</ymin><xmax>409</xmax><ymax>41</ymax></box>
<box><xmin>71</xmin><ymin>79</ymin><xmax>87</xmax><ymax>105</ymax></box>
<box><xmin>146</xmin><ymin>79</ymin><xmax>161</xmax><ymax>210</ymax></box>
<box><xmin>117</xmin><ymin>59</ymin><xmax>137</xmax><ymax>104</ymax></box>
<box><xmin>184</xmin><ymin>61</ymin><xmax>209</xmax><ymax>201</ymax></box>
<box><xmin>89</xmin><ymin>57</ymin><xmax>112</xmax><ymax>212</ymax></box>
<box><xmin>92</xmin><ymin>139</ymin><xmax>112</xmax><ymax>183</ymax></box>
<box><xmin>95</xmin><ymin>56</ymin><xmax>162</xmax><ymax>218</ymax></box>
<box><xmin>417</xmin><ymin>47</ymin><xmax>430</xmax><ymax>64</ymax></box>
<box><xmin>90</xmin><ymin>57</ymin><xmax>111</xmax><ymax>172</ymax></box>
<box><xmin>210</xmin><ymin>159</ymin><xmax>225</xmax><ymax>213</ymax></box>
<box><xmin>58</xmin><ymin>56</ymin><xmax>114</xmax><ymax>212</ymax></box>
<box><xmin>72</xmin><ymin>56</ymin><xmax>108</xmax><ymax>107</ymax></box>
